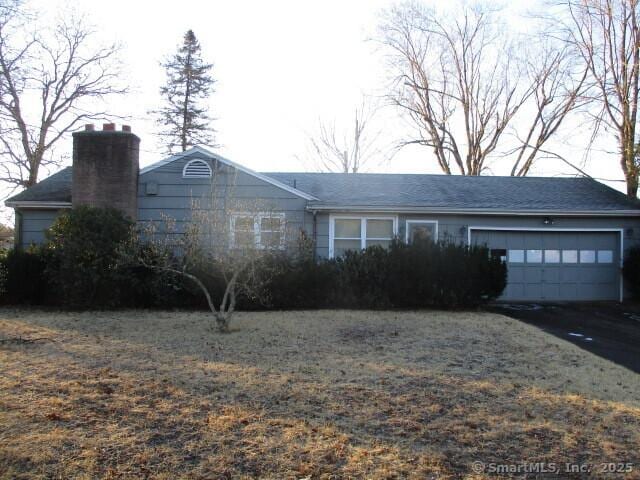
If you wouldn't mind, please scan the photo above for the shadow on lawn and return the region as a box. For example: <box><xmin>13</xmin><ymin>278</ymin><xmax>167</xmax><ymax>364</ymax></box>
<box><xmin>1</xmin><ymin>310</ymin><xmax>639</xmax><ymax>479</ymax></box>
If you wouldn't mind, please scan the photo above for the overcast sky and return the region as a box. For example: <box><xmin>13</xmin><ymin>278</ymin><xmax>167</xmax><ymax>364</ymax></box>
<box><xmin>23</xmin><ymin>0</ymin><xmax>628</xmax><ymax>193</ymax></box>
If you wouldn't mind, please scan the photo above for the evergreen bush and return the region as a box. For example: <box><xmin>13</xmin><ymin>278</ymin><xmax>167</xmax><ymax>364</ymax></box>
<box><xmin>623</xmin><ymin>246</ymin><xmax>640</xmax><ymax>300</ymax></box>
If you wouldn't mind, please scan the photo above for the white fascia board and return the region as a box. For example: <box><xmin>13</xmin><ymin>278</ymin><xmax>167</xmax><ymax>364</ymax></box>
<box><xmin>5</xmin><ymin>201</ymin><xmax>72</xmax><ymax>209</ymax></box>
<box><xmin>306</xmin><ymin>205</ymin><xmax>640</xmax><ymax>217</ymax></box>
<box><xmin>140</xmin><ymin>146</ymin><xmax>318</xmax><ymax>201</ymax></box>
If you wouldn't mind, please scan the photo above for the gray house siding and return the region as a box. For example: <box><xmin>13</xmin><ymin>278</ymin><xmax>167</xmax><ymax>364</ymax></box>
<box><xmin>15</xmin><ymin>209</ymin><xmax>64</xmax><ymax>248</ymax></box>
<box><xmin>316</xmin><ymin>211</ymin><xmax>640</xmax><ymax>255</ymax></box>
<box><xmin>138</xmin><ymin>153</ymin><xmax>309</xmax><ymax>245</ymax></box>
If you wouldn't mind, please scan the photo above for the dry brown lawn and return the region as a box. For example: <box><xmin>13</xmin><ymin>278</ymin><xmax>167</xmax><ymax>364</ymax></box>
<box><xmin>0</xmin><ymin>308</ymin><xmax>639</xmax><ymax>479</ymax></box>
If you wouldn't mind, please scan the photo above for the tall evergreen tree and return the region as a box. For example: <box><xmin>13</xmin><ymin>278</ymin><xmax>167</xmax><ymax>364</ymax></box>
<box><xmin>155</xmin><ymin>30</ymin><xmax>215</xmax><ymax>153</ymax></box>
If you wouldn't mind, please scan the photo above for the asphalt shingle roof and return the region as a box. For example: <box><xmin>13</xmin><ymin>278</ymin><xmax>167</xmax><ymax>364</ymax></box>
<box><xmin>7</xmin><ymin>165</ymin><xmax>640</xmax><ymax>213</ymax></box>
<box><xmin>264</xmin><ymin>172</ymin><xmax>640</xmax><ymax>212</ymax></box>
<box><xmin>7</xmin><ymin>167</ymin><xmax>72</xmax><ymax>203</ymax></box>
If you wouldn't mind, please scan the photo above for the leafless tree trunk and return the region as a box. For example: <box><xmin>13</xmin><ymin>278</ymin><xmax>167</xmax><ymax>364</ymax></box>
<box><xmin>0</xmin><ymin>2</ymin><xmax>126</xmax><ymax>190</ymax></box>
<box><xmin>305</xmin><ymin>97</ymin><xmax>389</xmax><ymax>173</ymax></box>
<box><xmin>563</xmin><ymin>0</ymin><xmax>640</xmax><ymax>198</ymax></box>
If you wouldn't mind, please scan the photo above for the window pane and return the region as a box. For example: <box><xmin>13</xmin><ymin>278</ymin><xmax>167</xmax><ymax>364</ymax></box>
<box><xmin>545</xmin><ymin>250</ymin><xmax>560</xmax><ymax>263</ymax></box>
<box><xmin>508</xmin><ymin>250</ymin><xmax>524</xmax><ymax>263</ymax></box>
<box><xmin>366</xmin><ymin>219</ymin><xmax>393</xmax><ymax>239</ymax></box>
<box><xmin>235</xmin><ymin>231</ymin><xmax>255</xmax><ymax>248</ymax></box>
<box><xmin>562</xmin><ymin>250</ymin><xmax>577</xmax><ymax>263</ymax></box>
<box><xmin>408</xmin><ymin>223</ymin><xmax>435</xmax><ymax>243</ymax></box>
<box><xmin>235</xmin><ymin>217</ymin><xmax>254</xmax><ymax>231</ymax></box>
<box><xmin>261</xmin><ymin>231</ymin><xmax>282</xmax><ymax>248</ymax></box>
<box><xmin>598</xmin><ymin>250</ymin><xmax>613</xmax><ymax>263</ymax></box>
<box><xmin>366</xmin><ymin>239</ymin><xmax>392</xmax><ymax>249</ymax></box>
<box><xmin>334</xmin><ymin>239</ymin><xmax>361</xmax><ymax>256</ymax></box>
<box><xmin>527</xmin><ymin>249</ymin><xmax>542</xmax><ymax>263</ymax></box>
<box><xmin>261</xmin><ymin>216</ymin><xmax>282</xmax><ymax>231</ymax></box>
<box><xmin>334</xmin><ymin>219</ymin><xmax>361</xmax><ymax>238</ymax></box>
<box><xmin>580</xmin><ymin>250</ymin><xmax>596</xmax><ymax>263</ymax></box>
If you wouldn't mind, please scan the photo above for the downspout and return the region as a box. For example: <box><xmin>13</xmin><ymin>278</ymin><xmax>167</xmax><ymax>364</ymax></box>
<box><xmin>15</xmin><ymin>210</ymin><xmax>23</xmax><ymax>250</ymax></box>
<box><xmin>312</xmin><ymin>210</ymin><xmax>317</xmax><ymax>262</ymax></box>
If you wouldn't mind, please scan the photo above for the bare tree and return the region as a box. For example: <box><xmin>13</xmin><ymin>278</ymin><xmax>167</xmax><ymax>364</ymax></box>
<box><xmin>0</xmin><ymin>2</ymin><xmax>126</xmax><ymax>190</ymax></box>
<box><xmin>380</xmin><ymin>2</ymin><xmax>535</xmax><ymax>175</ymax></box>
<box><xmin>138</xmin><ymin>169</ymin><xmax>285</xmax><ymax>332</ymax></box>
<box><xmin>380</xmin><ymin>1</ymin><xmax>588</xmax><ymax>177</ymax></box>
<box><xmin>306</xmin><ymin>97</ymin><xmax>388</xmax><ymax>173</ymax></box>
<box><xmin>508</xmin><ymin>42</ymin><xmax>588</xmax><ymax>176</ymax></box>
<box><xmin>563</xmin><ymin>0</ymin><xmax>640</xmax><ymax>197</ymax></box>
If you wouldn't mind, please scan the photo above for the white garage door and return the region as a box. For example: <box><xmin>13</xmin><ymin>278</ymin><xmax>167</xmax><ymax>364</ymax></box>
<box><xmin>471</xmin><ymin>230</ymin><xmax>621</xmax><ymax>301</ymax></box>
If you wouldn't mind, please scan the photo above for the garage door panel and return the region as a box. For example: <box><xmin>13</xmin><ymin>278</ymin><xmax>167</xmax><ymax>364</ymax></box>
<box><xmin>524</xmin><ymin>268</ymin><xmax>542</xmax><ymax>282</ymax></box>
<box><xmin>505</xmin><ymin>283</ymin><xmax>524</xmax><ymax>299</ymax></box>
<box><xmin>523</xmin><ymin>283</ymin><xmax>543</xmax><ymax>300</ymax></box>
<box><xmin>542</xmin><ymin>283</ymin><xmax>560</xmax><ymax>299</ymax></box>
<box><xmin>507</xmin><ymin>267</ymin><xmax>524</xmax><ymax>282</ymax></box>
<box><xmin>543</xmin><ymin>267</ymin><xmax>561</xmax><ymax>282</ymax></box>
<box><xmin>561</xmin><ymin>267</ymin><xmax>581</xmax><ymax>282</ymax></box>
<box><xmin>471</xmin><ymin>230</ymin><xmax>620</xmax><ymax>301</ymax></box>
<box><xmin>600</xmin><ymin>269</ymin><xmax>618</xmax><ymax>283</ymax></box>
<box><xmin>559</xmin><ymin>283</ymin><xmax>579</xmax><ymax>300</ymax></box>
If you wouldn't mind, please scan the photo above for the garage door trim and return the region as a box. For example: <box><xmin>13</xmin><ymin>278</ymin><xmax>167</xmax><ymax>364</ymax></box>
<box><xmin>468</xmin><ymin>226</ymin><xmax>624</xmax><ymax>302</ymax></box>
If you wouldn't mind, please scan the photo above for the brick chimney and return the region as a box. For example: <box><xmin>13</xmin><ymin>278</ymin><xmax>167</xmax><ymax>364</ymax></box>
<box><xmin>72</xmin><ymin>124</ymin><xmax>140</xmax><ymax>220</ymax></box>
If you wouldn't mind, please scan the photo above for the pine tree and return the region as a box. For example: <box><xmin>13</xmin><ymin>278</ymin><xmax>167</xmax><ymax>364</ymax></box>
<box><xmin>155</xmin><ymin>30</ymin><xmax>215</xmax><ymax>153</ymax></box>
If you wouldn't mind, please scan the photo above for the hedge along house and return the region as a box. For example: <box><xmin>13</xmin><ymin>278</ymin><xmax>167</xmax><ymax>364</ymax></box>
<box><xmin>6</xmin><ymin>124</ymin><xmax>640</xmax><ymax>302</ymax></box>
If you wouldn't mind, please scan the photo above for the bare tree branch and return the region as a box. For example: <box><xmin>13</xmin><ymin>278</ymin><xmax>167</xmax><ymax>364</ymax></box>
<box><xmin>560</xmin><ymin>0</ymin><xmax>640</xmax><ymax>197</ymax></box>
<box><xmin>0</xmin><ymin>3</ymin><xmax>126</xmax><ymax>189</ymax></box>
<box><xmin>303</xmin><ymin>96</ymin><xmax>391</xmax><ymax>173</ymax></box>
<box><xmin>379</xmin><ymin>2</ymin><xmax>535</xmax><ymax>175</ymax></box>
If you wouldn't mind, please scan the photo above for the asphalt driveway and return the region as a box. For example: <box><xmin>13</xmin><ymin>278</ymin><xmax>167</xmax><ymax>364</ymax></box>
<box><xmin>490</xmin><ymin>302</ymin><xmax>640</xmax><ymax>374</ymax></box>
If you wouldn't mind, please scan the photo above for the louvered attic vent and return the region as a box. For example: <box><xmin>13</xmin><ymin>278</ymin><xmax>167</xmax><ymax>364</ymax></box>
<box><xmin>183</xmin><ymin>159</ymin><xmax>212</xmax><ymax>178</ymax></box>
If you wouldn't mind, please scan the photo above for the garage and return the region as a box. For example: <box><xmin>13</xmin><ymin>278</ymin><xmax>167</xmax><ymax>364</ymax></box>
<box><xmin>470</xmin><ymin>229</ymin><xmax>622</xmax><ymax>301</ymax></box>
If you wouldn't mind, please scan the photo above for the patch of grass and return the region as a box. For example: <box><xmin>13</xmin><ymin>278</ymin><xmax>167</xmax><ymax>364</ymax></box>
<box><xmin>0</xmin><ymin>309</ymin><xmax>639</xmax><ymax>479</ymax></box>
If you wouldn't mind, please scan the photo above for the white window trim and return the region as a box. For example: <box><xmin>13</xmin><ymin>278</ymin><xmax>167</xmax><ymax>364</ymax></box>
<box><xmin>230</xmin><ymin>212</ymin><xmax>286</xmax><ymax>250</ymax></box>
<box><xmin>329</xmin><ymin>214</ymin><xmax>398</xmax><ymax>258</ymax></box>
<box><xmin>182</xmin><ymin>158</ymin><xmax>213</xmax><ymax>178</ymax></box>
<box><xmin>405</xmin><ymin>220</ymin><xmax>439</xmax><ymax>243</ymax></box>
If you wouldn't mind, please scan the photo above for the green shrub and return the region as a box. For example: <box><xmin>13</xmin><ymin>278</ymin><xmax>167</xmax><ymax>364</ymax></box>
<box><xmin>334</xmin><ymin>239</ymin><xmax>506</xmax><ymax>308</ymax></box>
<box><xmin>267</xmin><ymin>254</ymin><xmax>339</xmax><ymax>309</ymax></box>
<box><xmin>623</xmin><ymin>246</ymin><xmax>640</xmax><ymax>300</ymax></box>
<box><xmin>262</xmin><ymin>238</ymin><xmax>506</xmax><ymax>310</ymax></box>
<box><xmin>43</xmin><ymin>206</ymin><xmax>135</xmax><ymax>308</ymax></box>
<box><xmin>0</xmin><ymin>247</ymin><xmax>48</xmax><ymax>304</ymax></box>
<box><xmin>118</xmin><ymin>243</ymin><xmax>201</xmax><ymax>309</ymax></box>
<box><xmin>335</xmin><ymin>246</ymin><xmax>391</xmax><ymax>308</ymax></box>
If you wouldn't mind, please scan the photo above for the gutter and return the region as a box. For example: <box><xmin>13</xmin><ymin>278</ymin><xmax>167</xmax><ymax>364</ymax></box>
<box><xmin>305</xmin><ymin>205</ymin><xmax>640</xmax><ymax>217</ymax></box>
<box><xmin>5</xmin><ymin>201</ymin><xmax>73</xmax><ymax>209</ymax></box>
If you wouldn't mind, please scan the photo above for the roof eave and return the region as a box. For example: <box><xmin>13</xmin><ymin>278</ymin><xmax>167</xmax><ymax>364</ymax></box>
<box><xmin>6</xmin><ymin>200</ymin><xmax>73</xmax><ymax>209</ymax></box>
<box><xmin>305</xmin><ymin>204</ymin><xmax>640</xmax><ymax>216</ymax></box>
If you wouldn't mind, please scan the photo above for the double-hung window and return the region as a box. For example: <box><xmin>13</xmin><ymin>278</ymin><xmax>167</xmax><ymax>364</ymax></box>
<box><xmin>230</xmin><ymin>213</ymin><xmax>285</xmax><ymax>250</ymax></box>
<box><xmin>330</xmin><ymin>216</ymin><xmax>397</xmax><ymax>257</ymax></box>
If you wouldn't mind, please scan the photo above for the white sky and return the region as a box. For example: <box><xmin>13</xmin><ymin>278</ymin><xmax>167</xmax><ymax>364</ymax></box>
<box><xmin>19</xmin><ymin>0</ymin><xmax>629</xmax><ymax>194</ymax></box>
